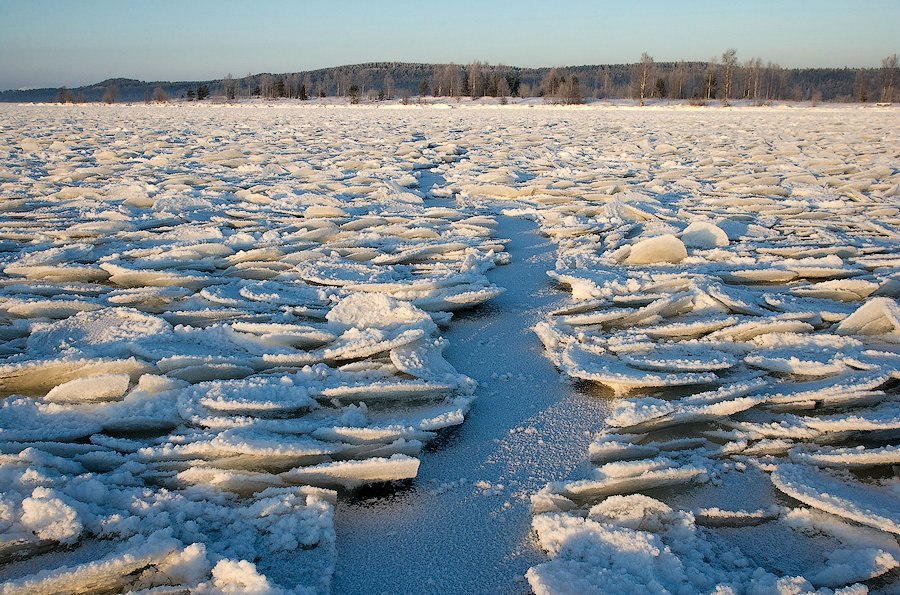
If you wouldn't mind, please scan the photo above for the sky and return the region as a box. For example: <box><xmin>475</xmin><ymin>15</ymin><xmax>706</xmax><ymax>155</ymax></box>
<box><xmin>0</xmin><ymin>0</ymin><xmax>897</xmax><ymax>90</ymax></box>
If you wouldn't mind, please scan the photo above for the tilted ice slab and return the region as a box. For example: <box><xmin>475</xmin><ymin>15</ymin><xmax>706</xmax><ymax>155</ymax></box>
<box><xmin>788</xmin><ymin>444</ymin><xmax>900</xmax><ymax>468</ymax></box>
<box><xmin>446</xmin><ymin>107</ymin><xmax>900</xmax><ymax>593</ymax></box>
<box><xmin>771</xmin><ymin>464</ymin><xmax>900</xmax><ymax>534</ymax></box>
<box><xmin>604</xmin><ymin>379</ymin><xmax>769</xmax><ymax>433</ymax></box>
<box><xmin>561</xmin><ymin>344</ymin><xmax>718</xmax><ymax>395</ymax></box>
<box><xmin>0</xmin><ymin>533</ymin><xmax>203</xmax><ymax>595</ymax></box>
<box><xmin>836</xmin><ymin>297</ymin><xmax>900</xmax><ymax>342</ymax></box>
<box><xmin>527</xmin><ymin>493</ymin><xmax>896</xmax><ymax>595</ymax></box>
<box><xmin>3</xmin><ymin>103</ymin><xmax>900</xmax><ymax>592</ymax></box>
<box><xmin>0</xmin><ymin>104</ymin><xmax>518</xmax><ymax>592</ymax></box>
<box><xmin>534</xmin><ymin>457</ymin><xmax>707</xmax><ymax>509</ymax></box>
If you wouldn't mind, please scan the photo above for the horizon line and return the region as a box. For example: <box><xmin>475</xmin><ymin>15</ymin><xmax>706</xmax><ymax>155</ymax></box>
<box><xmin>3</xmin><ymin>57</ymin><xmax>894</xmax><ymax>93</ymax></box>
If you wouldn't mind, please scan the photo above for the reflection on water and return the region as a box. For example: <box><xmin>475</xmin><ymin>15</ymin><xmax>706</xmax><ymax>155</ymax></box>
<box><xmin>337</xmin><ymin>479</ymin><xmax>416</xmax><ymax>507</ymax></box>
<box><xmin>572</xmin><ymin>377</ymin><xmax>721</xmax><ymax>403</ymax></box>
<box><xmin>447</xmin><ymin>300</ymin><xmax>503</xmax><ymax>322</ymax></box>
<box><xmin>335</xmin><ymin>425</ymin><xmax>466</xmax><ymax>508</ymax></box>
<box><xmin>422</xmin><ymin>423</ymin><xmax>465</xmax><ymax>453</ymax></box>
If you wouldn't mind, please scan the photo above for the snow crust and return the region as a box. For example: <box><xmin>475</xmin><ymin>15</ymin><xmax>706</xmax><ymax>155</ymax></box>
<box><xmin>0</xmin><ymin>103</ymin><xmax>506</xmax><ymax>592</ymax></box>
<box><xmin>0</xmin><ymin>103</ymin><xmax>897</xmax><ymax>593</ymax></box>
<box><xmin>440</xmin><ymin>105</ymin><xmax>899</xmax><ymax>593</ymax></box>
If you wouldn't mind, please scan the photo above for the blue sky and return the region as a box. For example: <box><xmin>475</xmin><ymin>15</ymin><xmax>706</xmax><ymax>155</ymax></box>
<box><xmin>0</xmin><ymin>0</ymin><xmax>897</xmax><ymax>90</ymax></box>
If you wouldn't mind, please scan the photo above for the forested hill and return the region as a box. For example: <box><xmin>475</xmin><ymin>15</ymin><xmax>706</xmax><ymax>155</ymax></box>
<box><xmin>0</xmin><ymin>60</ymin><xmax>893</xmax><ymax>104</ymax></box>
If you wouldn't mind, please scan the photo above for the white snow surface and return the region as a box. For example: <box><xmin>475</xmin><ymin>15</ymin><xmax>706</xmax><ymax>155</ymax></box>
<box><xmin>0</xmin><ymin>103</ymin><xmax>506</xmax><ymax>593</ymax></box>
<box><xmin>437</xmin><ymin>104</ymin><xmax>899</xmax><ymax>593</ymax></box>
<box><xmin>0</xmin><ymin>102</ymin><xmax>898</xmax><ymax>593</ymax></box>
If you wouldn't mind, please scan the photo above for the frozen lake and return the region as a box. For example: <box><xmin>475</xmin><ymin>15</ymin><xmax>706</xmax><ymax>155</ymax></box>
<box><xmin>0</xmin><ymin>103</ymin><xmax>897</xmax><ymax>593</ymax></box>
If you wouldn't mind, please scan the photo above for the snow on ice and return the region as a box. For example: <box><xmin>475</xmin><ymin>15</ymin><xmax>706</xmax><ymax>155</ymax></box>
<box><xmin>0</xmin><ymin>102</ymin><xmax>898</xmax><ymax>593</ymax></box>
<box><xmin>0</xmin><ymin>103</ymin><xmax>505</xmax><ymax>592</ymax></box>
<box><xmin>435</xmin><ymin>105</ymin><xmax>898</xmax><ymax>593</ymax></box>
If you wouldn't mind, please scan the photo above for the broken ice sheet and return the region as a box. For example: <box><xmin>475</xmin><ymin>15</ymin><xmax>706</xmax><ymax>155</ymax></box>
<box><xmin>448</xmin><ymin>107</ymin><xmax>900</xmax><ymax>593</ymax></box>
<box><xmin>0</xmin><ymin>104</ymin><xmax>510</xmax><ymax>592</ymax></box>
<box><xmin>2</xmin><ymin>101</ymin><xmax>899</xmax><ymax>593</ymax></box>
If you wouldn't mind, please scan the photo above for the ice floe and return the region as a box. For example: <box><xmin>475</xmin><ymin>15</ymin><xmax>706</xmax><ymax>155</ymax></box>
<box><xmin>441</xmin><ymin>106</ymin><xmax>899</xmax><ymax>593</ymax></box>
<box><xmin>0</xmin><ymin>104</ymin><xmax>509</xmax><ymax>592</ymax></box>
<box><xmin>1</xmin><ymin>101</ymin><xmax>898</xmax><ymax>593</ymax></box>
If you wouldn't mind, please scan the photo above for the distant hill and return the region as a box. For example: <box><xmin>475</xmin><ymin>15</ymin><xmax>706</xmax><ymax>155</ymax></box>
<box><xmin>1</xmin><ymin>77</ymin><xmax>214</xmax><ymax>103</ymax></box>
<box><xmin>0</xmin><ymin>61</ymin><xmax>886</xmax><ymax>103</ymax></box>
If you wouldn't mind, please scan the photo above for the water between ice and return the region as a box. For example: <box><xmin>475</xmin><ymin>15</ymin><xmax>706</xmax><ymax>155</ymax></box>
<box><xmin>331</xmin><ymin>202</ymin><xmax>612</xmax><ymax>594</ymax></box>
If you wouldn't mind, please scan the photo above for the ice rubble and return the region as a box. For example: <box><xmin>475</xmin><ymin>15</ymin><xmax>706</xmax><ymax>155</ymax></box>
<box><xmin>0</xmin><ymin>105</ymin><xmax>508</xmax><ymax>592</ymax></box>
<box><xmin>441</xmin><ymin>107</ymin><xmax>900</xmax><ymax>593</ymax></box>
<box><xmin>0</xmin><ymin>102</ymin><xmax>898</xmax><ymax>593</ymax></box>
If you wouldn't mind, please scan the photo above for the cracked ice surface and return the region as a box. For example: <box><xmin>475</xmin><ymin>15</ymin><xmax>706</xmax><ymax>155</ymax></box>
<box><xmin>439</xmin><ymin>106</ymin><xmax>900</xmax><ymax>593</ymax></box>
<box><xmin>0</xmin><ymin>104</ymin><xmax>506</xmax><ymax>592</ymax></box>
<box><xmin>0</xmin><ymin>103</ymin><xmax>898</xmax><ymax>593</ymax></box>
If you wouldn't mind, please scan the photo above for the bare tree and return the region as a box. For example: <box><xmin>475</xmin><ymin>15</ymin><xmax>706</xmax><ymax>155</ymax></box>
<box><xmin>540</xmin><ymin>71</ymin><xmax>582</xmax><ymax>105</ymax></box>
<box><xmin>287</xmin><ymin>73</ymin><xmax>301</xmax><ymax>99</ymax></box>
<box><xmin>496</xmin><ymin>75</ymin><xmax>510</xmax><ymax>99</ymax></box>
<box><xmin>383</xmin><ymin>74</ymin><xmax>394</xmax><ymax>99</ymax></box>
<box><xmin>449</xmin><ymin>64</ymin><xmax>463</xmax><ymax>98</ymax></box>
<box><xmin>598</xmin><ymin>66</ymin><xmax>612</xmax><ymax>99</ymax></box>
<box><xmin>260</xmin><ymin>74</ymin><xmax>274</xmax><ymax>99</ymax></box>
<box><xmin>668</xmin><ymin>61</ymin><xmax>687</xmax><ymax>100</ymax></box>
<box><xmin>334</xmin><ymin>72</ymin><xmax>348</xmax><ymax>97</ymax></box>
<box><xmin>431</xmin><ymin>68</ymin><xmax>443</xmax><ymax>97</ymax></box>
<box><xmin>560</xmin><ymin>76</ymin><xmax>584</xmax><ymax>105</ymax></box>
<box><xmin>102</xmin><ymin>85</ymin><xmax>118</xmax><ymax>104</ymax></box>
<box><xmin>763</xmin><ymin>61</ymin><xmax>783</xmax><ymax>101</ymax></box>
<box><xmin>57</xmin><ymin>87</ymin><xmax>74</xmax><ymax>103</ymax></box>
<box><xmin>721</xmin><ymin>48</ymin><xmax>738</xmax><ymax>106</ymax></box>
<box><xmin>636</xmin><ymin>53</ymin><xmax>653</xmax><ymax>106</ymax></box>
<box><xmin>745</xmin><ymin>57</ymin><xmax>762</xmax><ymax>103</ymax></box>
<box><xmin>223</xmin><ymin>73</ymin><xmax>235</xmax><ymax>101</ymax></box>
<box><xmin>880</xmin><ymin>53</ymin><xmax>898</xmax><ymax>103</ymax></box>
<box><xmin>467</xmin><ymin>61</ymin><xmax>483</xmax><ymax>98</ymax></box>
<box><xmin>855</xmin><ymin>69</ymin><xmax>870</xmax><ymax>103</ymax></box>
<box><xmin>153</xmin><ymin>86</ymin><xmax>169</xmax><ymax>103</ymax></box>
<box><xmin>435</xmin><ymin>64</ymin><xmax>463</xmax><ymax>97</ymax></box>
<box><xmin>541</xmin><ymin>68</ymin><xmax>561</xmax><ymax>100</ymax></box>
<box><xmin>703</xmin><ymin>57</ymin><xmax>718</xmax><ymax>100</ymax></box>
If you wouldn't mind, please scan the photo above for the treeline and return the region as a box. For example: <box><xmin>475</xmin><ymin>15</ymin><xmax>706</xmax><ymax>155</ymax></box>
<box><xmin>8</xmin><ymin>78</ymin><xmax>213</xmax><ymax>104</ymax></box>
<box><xmin>2</xmin><ymin>52</ymin><xmax>897</xmax><ymax>104</ymax></box>
<box><xmin>194</xmin><ymin>54</ymin><xmax>899</xmax><ymax>105</ymax></box>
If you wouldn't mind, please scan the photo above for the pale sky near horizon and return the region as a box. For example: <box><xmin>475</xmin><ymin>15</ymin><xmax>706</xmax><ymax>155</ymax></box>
<box><xmin>0</xmin><ymin>0</ymin><xmax>897</xmax><ymax>90</ymax></box>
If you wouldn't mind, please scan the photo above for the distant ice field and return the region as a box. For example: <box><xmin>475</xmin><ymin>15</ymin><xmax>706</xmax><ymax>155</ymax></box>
<box><xmin>0</xmin><ymin>103</ymin><xmax>897</xmax><ymax>593</ymax></box>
